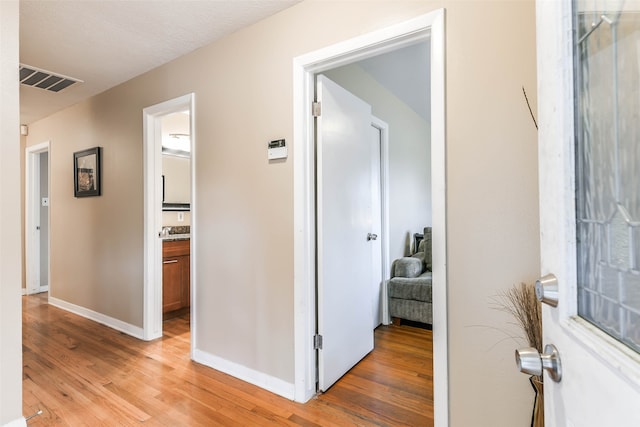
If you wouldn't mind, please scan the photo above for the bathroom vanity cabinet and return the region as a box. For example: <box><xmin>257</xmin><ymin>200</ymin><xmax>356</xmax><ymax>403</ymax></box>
<box><xmin>162</xmin><ymin>239</ymin><xmax>190</xmax><ymax>314</ymax></box>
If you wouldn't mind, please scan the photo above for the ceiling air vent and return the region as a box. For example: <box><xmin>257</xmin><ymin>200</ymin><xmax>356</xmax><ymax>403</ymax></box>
<box><xmin>19</xmin><ymin>64</ymin><xmax>83</xmax><ymax>92</ymax></box>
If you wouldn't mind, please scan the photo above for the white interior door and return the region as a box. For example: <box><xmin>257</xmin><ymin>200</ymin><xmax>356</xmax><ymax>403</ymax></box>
<box><xmin>537</xmin><ymin>2</ymin><xmax>640</xmax><ymax>425</ymax></box>
<box><xmin>317</xmin><ymin>74</ymin><xmax>374</xmax><ymax>391</ymax></box>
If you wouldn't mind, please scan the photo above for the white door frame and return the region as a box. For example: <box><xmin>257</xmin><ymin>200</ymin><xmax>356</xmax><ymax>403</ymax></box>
<box><xmin>371</xmin><ymin>116</ymin><xmax>391</xmax><ymax>325</ymax></box>
<box><xmin>292</xmin><ymin>9</ymin><xmax>447</xmax><ymax>425</ymax></box>
<box><xmin>142</xmin><ymin>93</ymin><xmax>195</xmax><ymax>343</ymax></box>
<box><xmin>25</xmin><ymin>141</ymin><xmax>50</xmax><ymax>295</ymax></box>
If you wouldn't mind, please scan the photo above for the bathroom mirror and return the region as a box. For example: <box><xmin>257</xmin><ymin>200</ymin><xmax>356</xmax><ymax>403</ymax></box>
<box><xmin>161</xmin><ymin>112</ymin><xmax>190</xmax><ymax>211</ymax></box>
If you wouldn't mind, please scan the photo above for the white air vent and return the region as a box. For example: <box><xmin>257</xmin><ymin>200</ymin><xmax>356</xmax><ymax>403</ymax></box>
<box><xmin>19</xmin><ymin>64</ymin><xmax>83</xmax><ymax>92</ymax></box>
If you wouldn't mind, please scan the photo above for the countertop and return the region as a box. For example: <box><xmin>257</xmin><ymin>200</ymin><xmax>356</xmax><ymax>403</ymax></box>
<box><xmin>162</xmin><ymin>234</ymin><xmax>190</xmax><ymax>241</ymax></box>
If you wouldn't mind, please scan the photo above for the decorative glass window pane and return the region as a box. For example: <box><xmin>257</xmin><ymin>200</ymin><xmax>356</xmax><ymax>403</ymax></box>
<box><xmin>574</xmin><ymin>1</ymin><xmax>640</xmax><ymax>353</ymax></box>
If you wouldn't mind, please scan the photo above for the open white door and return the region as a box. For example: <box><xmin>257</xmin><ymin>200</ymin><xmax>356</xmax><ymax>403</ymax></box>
<box><xmin>317</xmin><ymin>75</ymin><xmax>374</xmax><ymax>391</ymax></box>
<box><xmin>536</xmin><ymin>1</ymin><xmax>640</xmax><ymax>425</ymax></box>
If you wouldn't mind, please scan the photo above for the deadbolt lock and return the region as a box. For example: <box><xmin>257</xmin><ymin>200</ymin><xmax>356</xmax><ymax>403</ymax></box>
<box><xmin>535</xmin><ymin>273</ymin><xmax>559</xmax><ymax>307</ymax></box>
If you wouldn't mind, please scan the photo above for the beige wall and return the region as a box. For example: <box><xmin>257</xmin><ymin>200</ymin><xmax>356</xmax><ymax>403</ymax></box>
<box><xmin>28</xmin><ymin>93</ymin><xmax>146</xmax><ymax>326</ymax></box>
<box><xmin>24</xmin><ymin>1</ymin><xmax>539</xmax><ymax>426</ymax></box>
<box><xmin>162</xmin><ymin>211</ymin><xmax>191</xmax><ymax>227</ymax></box>
<box><xmin>1</xmin><ymin>1</ymin><xmax>23</xmax><ymax>424</ymax></box>
<box><xmin>446</xmin><ymin>1</ymin><xmax>540</xmax><ymax>425</ymax></box>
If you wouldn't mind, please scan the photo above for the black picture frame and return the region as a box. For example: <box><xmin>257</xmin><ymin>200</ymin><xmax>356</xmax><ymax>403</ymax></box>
<box><xmin>73</xmin><ymin>147</ymin><xmax>101</xmax><ymax>197</ymax></box>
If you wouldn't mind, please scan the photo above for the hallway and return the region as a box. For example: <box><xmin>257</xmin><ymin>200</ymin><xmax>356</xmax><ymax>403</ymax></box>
<box><xmin>22</xmin><ymin>294</ymin><xmax>432</xmax><ymax>426</ymax></box>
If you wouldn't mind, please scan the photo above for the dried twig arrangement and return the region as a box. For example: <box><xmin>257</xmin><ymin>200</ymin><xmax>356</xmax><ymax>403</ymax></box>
<box><xmin>492</xmin><ymin>282</ymin><xmax>543</xmax><ymax>379</ymax></box>
<box><xmin>522</xmin><ymin>86</ymin><xmax>538</xmax><ymax>130</ymax></box>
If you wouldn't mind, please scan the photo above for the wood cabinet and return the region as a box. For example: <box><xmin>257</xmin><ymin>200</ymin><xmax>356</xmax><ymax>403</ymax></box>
<box><xmin>162</xmin><ymin>239</ymin><xmax>190</xmax><ymax>314</ymax></box>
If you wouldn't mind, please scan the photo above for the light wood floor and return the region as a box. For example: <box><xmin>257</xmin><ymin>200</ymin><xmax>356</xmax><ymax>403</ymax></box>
<box><xmin>22</xmin><ymin>294</ymin><xmax>433</xmax><ymax>426</ymax></box>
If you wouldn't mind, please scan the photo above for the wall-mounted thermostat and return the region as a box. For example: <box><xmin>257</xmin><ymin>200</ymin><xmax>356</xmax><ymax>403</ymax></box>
<box><xmin>268</xmin><ymin>139</ymin><xmax>287</xmax><ymax>160</ymax></box>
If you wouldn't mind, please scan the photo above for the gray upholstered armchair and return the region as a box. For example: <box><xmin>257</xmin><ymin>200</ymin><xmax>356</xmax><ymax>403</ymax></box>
<box><xmin>387</xmin><ymin>227</ymin><xmax>432</xmax><ymax>325</ymax></box>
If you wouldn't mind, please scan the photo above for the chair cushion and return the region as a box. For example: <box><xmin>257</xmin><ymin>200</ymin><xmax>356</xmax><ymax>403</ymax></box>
<box><xmin>388</xmin><ymin>272</ymin><xmax>432</xmax><ymax>303</ymax></box>
<box><xmin>393</xmin><ymin>256</ymin><xmax>423</xmax><ymax>278</ymax></box>
<box><xmin>412</xmin><ymin>251</ymin><xmax>426</xmax><ymax>268</ymax></box>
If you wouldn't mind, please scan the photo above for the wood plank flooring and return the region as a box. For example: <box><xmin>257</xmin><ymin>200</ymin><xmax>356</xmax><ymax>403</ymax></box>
<box><xmin>22</xmin><ymin>294</ymin><xmax>433</xmax><ymax>426</ymax></box>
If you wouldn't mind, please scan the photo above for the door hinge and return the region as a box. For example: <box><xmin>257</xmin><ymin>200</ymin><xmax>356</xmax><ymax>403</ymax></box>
<box><xmin>312</xmin><ymin>102</ymin><xmax>321</xmax><ymax>117</ymax></box>
<box><xmin>313</xmin><ymin>334</ymin><xmax>323</xmax><ymax>350</ymax></box>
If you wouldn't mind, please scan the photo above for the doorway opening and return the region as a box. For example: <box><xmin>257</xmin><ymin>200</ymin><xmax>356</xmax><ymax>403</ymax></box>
<box><xmin>292</xmin><ymin>9</ymin><xmax>447</xmax><ymax>424</ymax></box>
<box><xmin>315</xmin><ymin>40</ymin><xmax>432</xmax><ymax>392</ymax></box>
<box><xmin>25</xmin><ymin>141</ymin><xmax>50</xmax><ymax>296</ymax></box>
<box><xmin>142</xmin><ymin>94</ymin><xmax>196</xmax><ymax>353</ymax></box>
<box><xmin>159</xmin><ymin>111</ymin><xmax>192</xmax><ymax>322</ymax></box>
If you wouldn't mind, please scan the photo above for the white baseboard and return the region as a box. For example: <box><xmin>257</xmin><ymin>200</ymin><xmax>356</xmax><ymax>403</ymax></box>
<box><xmin>193</xmin><ymin>348</ymin><xmax>295</xmax><ymax>400</ymax></box>
<box><xmin>2</xmin><ymin>417</ymin><xmax>26</xmax><ymax>427</ymax></box>
<box><xmin>48</xmin><ymin>297</ymin><xmax>144</xmax><ymax>340</ymax></box>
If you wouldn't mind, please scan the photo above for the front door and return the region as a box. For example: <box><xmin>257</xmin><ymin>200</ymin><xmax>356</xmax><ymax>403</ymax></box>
<box><xmin>537</xmin><ymin>1</ymin><xmax>640</xmax><ymax>425</ymax></box>
<box><xmin>316</xmin><ymin>74</ymin><xmax>375</xmax><ymax>391</ymax></box>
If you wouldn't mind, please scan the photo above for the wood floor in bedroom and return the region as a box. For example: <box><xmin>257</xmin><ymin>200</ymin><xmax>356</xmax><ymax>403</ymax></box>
<box><xmin>22</xmin><ymin>293</ymin><xmax>433</xmax><ymax>426</ymax></box>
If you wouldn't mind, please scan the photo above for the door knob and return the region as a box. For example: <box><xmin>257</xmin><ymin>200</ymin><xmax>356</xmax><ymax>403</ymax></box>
<box><xmin>535</xmin><ymin>273</ymin><xmax>559</xmax><ymax>307</ymax></box>
<box><xmin>367</xmin><ymin>233</ymin><xmax>378</xmax><ymax>241</ymax></box>
<box><xmin>515</xmin><ymin>344</ymin><xmax>562</xmax><ymax>382</ymax></box>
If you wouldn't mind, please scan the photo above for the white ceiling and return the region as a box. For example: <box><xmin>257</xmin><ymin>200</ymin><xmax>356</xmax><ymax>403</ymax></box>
<box><xmin>19</xmin><ymin>0</ymin><xmax>301</xmax><ymax>125</ymax></box>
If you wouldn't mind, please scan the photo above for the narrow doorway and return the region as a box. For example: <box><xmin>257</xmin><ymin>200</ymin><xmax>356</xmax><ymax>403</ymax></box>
<box><xmin>315</xmin><ymin>40</ymin><xmax>432</xmax><ymax>393</ymax></box>
<box><xmin>160</xmin><ymin>112</ymin><xmax>192</xmax><ymax>326</ymax></box>
<box><xmin>142</xmin><ymin>93</ymin><xmax>195</xmax><ymax>347</ymax></box>
<box><xmin>25</xmin><ymin>141</ymin><xmax>50</xmax><ymax>296</ymax></box>
<box><xmin>323</xmin><ymin>42</ymin><xmax>432</xmax><ymax>326</ymax></box>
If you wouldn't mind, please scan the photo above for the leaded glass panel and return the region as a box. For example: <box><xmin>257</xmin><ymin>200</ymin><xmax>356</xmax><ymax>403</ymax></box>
<box><xmin>574</xmin><ymin>3</ymin><xmax>640</xmax><ymax>353</ymax></box>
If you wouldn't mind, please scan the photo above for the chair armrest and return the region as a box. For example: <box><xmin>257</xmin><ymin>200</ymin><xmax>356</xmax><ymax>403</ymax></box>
<box><xmin>392</xmin><ymin>257</ymin><xmax>423</xmax><ymax>278</ymax></box>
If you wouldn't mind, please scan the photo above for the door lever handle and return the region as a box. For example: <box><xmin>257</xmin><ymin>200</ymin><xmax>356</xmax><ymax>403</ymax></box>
<box><xmin>367</xmin><ymin>233</ymin><xmax>378</xmax><ymax>241</ymax></box>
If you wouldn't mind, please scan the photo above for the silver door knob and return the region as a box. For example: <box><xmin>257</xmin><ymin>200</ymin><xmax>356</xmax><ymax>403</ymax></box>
<box><xmin>535</xmin><ymin>273</ymin><xmax>559</xmax><ymax>307</ymax></box>
<box><xmin>367</xmin><ymin>233</ymin><xmax>378</xmax><ymax>241</ymax></box>
<box><xmin>515</xmin><ymin>344</ymin><xmax>562</xmax><ymax>382</ymax></box>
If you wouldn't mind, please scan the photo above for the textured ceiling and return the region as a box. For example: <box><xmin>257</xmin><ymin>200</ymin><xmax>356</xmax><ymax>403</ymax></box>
<box><xmin>19</xmin><ymin>0</ymin><xmax>301</xmax><ymax>124</ymax></box>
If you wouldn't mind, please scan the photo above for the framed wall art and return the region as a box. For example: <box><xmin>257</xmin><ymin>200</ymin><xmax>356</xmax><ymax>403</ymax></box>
<box><xmin>73</xmin><ymin>147</ymin><xmax>101</xmax><ymax>197</ymax></box>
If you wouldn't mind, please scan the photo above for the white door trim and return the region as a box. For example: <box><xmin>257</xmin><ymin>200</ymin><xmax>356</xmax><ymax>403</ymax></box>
<box><xmin>292</xmin><ymin>10</ymin><xmax>448</xmax><ymax>426</ymax></box>
<box><xmin>25</xmin><ymin>141</ymin><xmax>50</xmax><ymax>295</ymax></box>
<box><xmin>371</xmin><ymin>116</ymin><xmax>391</xmax><ymax>325</ymax></box>
<box><xmin>142</xmin><ymin>93</ymin><xmax>195</xmax><ymax>343</ymax></box>
<box><xmin>371</xmin><ymin>116</ymin><xmax>390</xmax><ymax>286</ymax></box>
